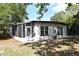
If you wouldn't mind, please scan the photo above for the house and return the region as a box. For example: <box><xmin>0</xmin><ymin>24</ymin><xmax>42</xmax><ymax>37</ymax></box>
<box><xmin>9</xmin><ymin>21</ymin><xmax>67</xmax><ymax>43</ymax></box>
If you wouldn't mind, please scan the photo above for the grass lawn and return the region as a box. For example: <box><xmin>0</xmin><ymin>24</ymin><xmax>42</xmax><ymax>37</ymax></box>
<box><xmin>0</xmin><ymin>46</ymin><xmax>35</xmax><ymax>56</ymax></box>
<box><xmin>0</xmin><ymin>38</ymin><xmax>36</xmax><ymax>56</ymax></box>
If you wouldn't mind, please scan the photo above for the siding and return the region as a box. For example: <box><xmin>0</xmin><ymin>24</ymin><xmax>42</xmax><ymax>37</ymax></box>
<box><xmin>34</xmin><ymin>22</ymin><xmax>67</xmax><ymax>39</ymax></box>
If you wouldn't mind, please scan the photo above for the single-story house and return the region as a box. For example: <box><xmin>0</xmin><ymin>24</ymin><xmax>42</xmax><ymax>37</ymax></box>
<box><xmin>9</xmin><ymin>21</ymin><xmax>67</xmax><ymax>43</ymax></box>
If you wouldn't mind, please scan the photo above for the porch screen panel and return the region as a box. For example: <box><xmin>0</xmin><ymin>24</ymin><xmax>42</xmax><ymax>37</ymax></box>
<box><xmin>17</xmin><ymin>25</ymin><xmax>22</xmax><ymax>37</ymax></box>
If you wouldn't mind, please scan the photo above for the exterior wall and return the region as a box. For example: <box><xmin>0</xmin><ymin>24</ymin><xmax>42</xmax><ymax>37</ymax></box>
<box><xmin>33</xmin><ymin>23</ymin><xmax>67</xmax><ymax>40</ymax></box>
<box><xmin>33</xmin><ymin>23</ymin><xmax>40</xmax><ymax>41</ymax></box>
<box><xmin>12</xmin><ymin>22</ymin><xmax>67</xmax><ymax>43</ymax></box>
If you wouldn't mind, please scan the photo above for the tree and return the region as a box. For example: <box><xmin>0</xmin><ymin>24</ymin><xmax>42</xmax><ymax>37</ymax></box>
<box><xmin>50</xmin><ymin>11</ymin><xmax>66</xmax><ymax>22</ymax></box>
<box><xmin>51</xmin><ymin>3</ymin><xmax>79</xmax><ymax>35</ymax></box>
<box><xmin>0</xmin><ymin>3</ymin><xmax>31</xmax><ymax>37</ymax></box>
<box><xmin>35</xmin><ymin>3</ymin><xmax>49</xmax><ymax>20</ymax></box>
<box><xmin>50</xmin><ymin>11</ymin><xmax>74</xmax><ymax>25</ymax></box>
<box><xmin>50</xmin><ymin>3</ymin><xmax>79</xmax><ymax>25</ymax></box>
<box><xmin>0</xmin><ymin>3</ymin><xmax>50</xmax><ymax>37</ymax></box>
<box><xmin>0</xmin><ymin>4</ymin><xmax>11</xmax><ymax>37</ymax></box>
<box><xmin>8</xmin><ymin>3</ymin><xmax>31</xmax><ymax>24</ymax></box>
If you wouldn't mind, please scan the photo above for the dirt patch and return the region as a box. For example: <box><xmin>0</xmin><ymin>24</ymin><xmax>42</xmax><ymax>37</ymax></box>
<box><xmin>0</xmin><ymin>38</ymin><xmax>22</xmax><ymax>47</ymax></box>
<box><xmin>73</xmin><ymin>44</ymin><xmax>79</xmax><ymax>52</ymax></box>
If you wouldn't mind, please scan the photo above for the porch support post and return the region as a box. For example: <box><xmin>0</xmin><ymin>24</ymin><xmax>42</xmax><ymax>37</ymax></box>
<box><xmin>63</xmin><ymin>26</ymin><xmax>67</xmax><ymax>36</ymax></box>
<box><xmin>31</xmin><ymin>23</ymin><xmax>33</xmax><ymax>37</ymax></box>
<box><xmin>24</xmin><ymin>24</ymin><xmax>26</xmax><ymax>37</ymax></box>
<box><xmin>64</xmin><ymin>26</ymin><xmax>67</xmax><ymax>36</ymax></box>
<box><xmin>17</xmin><ymin>25</ymin><xmax>18</xmax><ymax>37</ymax></box>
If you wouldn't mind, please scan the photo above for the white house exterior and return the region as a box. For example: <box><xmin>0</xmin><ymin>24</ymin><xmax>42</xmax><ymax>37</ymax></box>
<box><xmin>10</xmin><ymin>21</ymin><xmax>67</xmax><ymax>43</ymax></box>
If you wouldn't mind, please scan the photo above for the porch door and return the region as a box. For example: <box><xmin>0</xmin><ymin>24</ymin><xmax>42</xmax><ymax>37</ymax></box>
<box><xmin>25</xmin><ymin>26</ymin><xmax>31</xmax><ymax>37</ymax></box>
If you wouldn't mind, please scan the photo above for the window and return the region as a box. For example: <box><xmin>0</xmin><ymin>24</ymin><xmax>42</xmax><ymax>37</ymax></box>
<box><xmin>57</xmin><ymin>27</ymin><xmax>63</xmax><ymax>35</ymax></box>
<box><xmin>41</xmin><ymin>26</ymin><xmax>44</xmax><ymax>36</ymax></box>
<box><xmin>45</xmin><ymin>26</ymin><xmax>48</xmax><ymax>35</ymax></box>
<box><xmin>40</xmin><ymin>26</ymin><xmax>48</xmax><ymax>36</ymax></box>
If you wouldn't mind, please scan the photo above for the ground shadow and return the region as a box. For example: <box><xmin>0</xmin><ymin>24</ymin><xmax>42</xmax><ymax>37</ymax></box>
<box><xmin>0</xmin><ymin>37</ymin><xmax>12</xmax><ymax>40</ymax></box>
<box><xmin>21</xmin><ymin>37</ymin><xmax>79</xmax><ymax>56</ymax></box>
<box><xmin>35</xmin><ymin>39</ymin><xmax>79</xmax><ymax>56</ymax></box>
<box><xmin>68</xmin><ymin>11</ymin><xmax>79</xmax><ymax>35</ymax></box>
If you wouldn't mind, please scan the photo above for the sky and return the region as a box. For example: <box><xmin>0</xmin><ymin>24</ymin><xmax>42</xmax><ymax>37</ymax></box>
<box><xmin>26</xmin><ymin>0</ymin><xmax>79</xmax><ymax>21</ymax></box>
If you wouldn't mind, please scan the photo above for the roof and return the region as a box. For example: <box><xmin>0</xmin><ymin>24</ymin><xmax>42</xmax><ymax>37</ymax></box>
<box><xmin>31</xmin><ymin>21</ymin><xmax>67</xmax><ymax>25</ymax></box>
<box><xmin>10</xmin><ymin>20</ymin><xmax>68</xmax><ymax>25</ymax></box>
